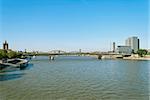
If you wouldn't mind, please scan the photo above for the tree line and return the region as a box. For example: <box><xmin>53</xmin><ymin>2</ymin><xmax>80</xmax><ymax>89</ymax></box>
<box><xmin>0</xmin><ymin>49</ymin><xmax>23</xmax><ymax>59</ymax></box>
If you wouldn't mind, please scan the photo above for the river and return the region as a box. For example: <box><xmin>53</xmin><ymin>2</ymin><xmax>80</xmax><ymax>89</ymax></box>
<box><xmin>0</xmin><ymin>56</ymin><xmax>150</xmax><ymax>100</ymax></box>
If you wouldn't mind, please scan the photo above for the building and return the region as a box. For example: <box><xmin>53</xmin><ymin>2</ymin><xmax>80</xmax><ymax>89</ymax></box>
<box><xmin>3</xmin><ymin>41</ymin><xmax>9</xmax><ymax>50</ymax></box>
<box><xmin>116</xmin><ymin>46</ymin><xmax>132</xmax><ymax>54</ymax></box>
<box><xmin>125</xmin><ymin>37</ymin><xmax>139</xmax><ymax>53</ymax></box>
<box><xmin>113</xmin><ymin>42</ymin><xmax>115</xmax><ymax>52</ymax></box>
<box><xmin>79</xmin><ymin>49</ymin><xmax>81</xmax><ymax>53</ymax></box>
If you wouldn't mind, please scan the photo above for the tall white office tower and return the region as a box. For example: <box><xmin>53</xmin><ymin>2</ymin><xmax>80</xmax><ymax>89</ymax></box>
<box><xmin>125</xmin><ymin>36</ymin><xmax>139</xmax><ymax>53</ymax></box>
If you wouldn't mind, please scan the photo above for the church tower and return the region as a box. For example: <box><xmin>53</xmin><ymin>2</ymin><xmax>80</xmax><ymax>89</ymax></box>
<box><xmin>3</xmin><ymin>40</ymin><xmax>9</xmax><ymax>50</ymax></box>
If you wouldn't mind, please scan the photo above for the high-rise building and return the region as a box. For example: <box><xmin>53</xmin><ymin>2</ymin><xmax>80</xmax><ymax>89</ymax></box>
<box><xmin>3</xmin><ymin>41</ymin><xmax>9</xmax><ymax>50</ymax></box>
<box><xmin>113</xmin><ymin>42</ymin><xmax>115</xmax><ymax>52</ymax></box>
<box><xmin>125</xmin><ymin>37</ymin><xmax>139</xmax><ymax>53</ymax></box>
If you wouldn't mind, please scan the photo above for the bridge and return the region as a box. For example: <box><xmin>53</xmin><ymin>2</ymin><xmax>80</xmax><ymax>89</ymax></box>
<box><xmin>48</xmin><ymin>51</ymin><xmax>131</xmax><ymax>60</ymax></box>
<box><xmin>23</xmin><ymin>50</ymin><xmax>131</xmax><ymax>60</ymax></box>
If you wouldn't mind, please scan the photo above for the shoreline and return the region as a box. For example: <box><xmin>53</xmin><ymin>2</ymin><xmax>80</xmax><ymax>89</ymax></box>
<box><xmin>123</xmin><ymin>57</ymin><xmax>150</xmax><ymax>61</ymax></box>
<box><xmin>123</xmin><ymin>55</ymin><xmax>150</xmax><ymax>61</ymax></box>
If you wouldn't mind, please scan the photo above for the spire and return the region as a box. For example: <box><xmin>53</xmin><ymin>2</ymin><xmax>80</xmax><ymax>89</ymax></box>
<box><xmin>4</xmin><ymin>40</ymin><xmax>7</xmax><ymax>44</ymax></box>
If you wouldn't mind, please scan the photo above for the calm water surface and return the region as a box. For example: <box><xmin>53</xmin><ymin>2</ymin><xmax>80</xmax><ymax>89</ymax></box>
<box><xmin>0</xmin><ymin>56</ymin><xmax>150</xmax><ymax>100</ymax></box>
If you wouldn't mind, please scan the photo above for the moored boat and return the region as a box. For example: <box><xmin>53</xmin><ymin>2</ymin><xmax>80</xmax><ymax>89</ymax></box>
<box><xmin>0</xmin><ymin>58</ymin><xmax>29</xmax><ymax>70</ymax></box>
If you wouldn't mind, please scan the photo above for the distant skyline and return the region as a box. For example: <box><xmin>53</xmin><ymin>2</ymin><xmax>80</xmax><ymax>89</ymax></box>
<box><xmin>0</xmin><ymin>0</ymin><xmax>149</xmax><ymax>52</ymax></box>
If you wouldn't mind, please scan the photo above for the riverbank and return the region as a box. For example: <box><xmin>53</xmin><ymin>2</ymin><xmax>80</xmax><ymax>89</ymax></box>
<box><xmin>123</xmin><ymin>55</ymin><xmax>150</xmax><ymax>61</ymax></box>
<box><xmin>98</xmin><ymin>54</ymin><xmax>150</xmax><ymax>61</ymax></box>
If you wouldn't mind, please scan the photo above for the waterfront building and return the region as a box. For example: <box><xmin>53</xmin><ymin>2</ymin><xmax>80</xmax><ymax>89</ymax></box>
<box><xmin>113</xmin><ymin>42</ymin><xmax>115</xmax><ymax>52</ymax></box>
<box><xmin>3</xmin><ymin>41</ymin><xmax>9</xmax><ymax>50</ymax></box>
<box><xmin>116</xmin><ymin>46</ymin><xmax>132</xmax><ymax>54</ymax></box>
<box><xmin>125</xmin><ymin>37</ymin><xmax>139</xmax><ymax>53</ymax></box>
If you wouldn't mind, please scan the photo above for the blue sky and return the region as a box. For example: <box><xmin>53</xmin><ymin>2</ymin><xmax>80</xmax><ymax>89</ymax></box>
<box><xmin>0</xmin><ymin>0</ymin><xmax>149</xmax><ymax>52</ymax></box>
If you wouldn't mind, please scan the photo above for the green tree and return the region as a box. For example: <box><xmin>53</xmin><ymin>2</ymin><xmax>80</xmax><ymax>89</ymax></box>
<box><xmin>137</xmin><ymin>49</ymin><xmax>148</xmax><ymax>57</ymax></box>
<box><xmin>7</xmin><ymin>51</ymin><xmax>17</xmax><ymax>58</ymax></box>
<box><xmin>0</xmin><ymin>49</ymin><xmax>7</xmax><ymax>59</ymax></box>
<box><xmin>0</xmin><ymin>50</ymin><xmax>23</xmax><ymax>59</ymax></box>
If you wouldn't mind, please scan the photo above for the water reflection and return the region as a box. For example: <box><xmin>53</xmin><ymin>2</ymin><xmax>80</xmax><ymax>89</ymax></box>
<box><xmin>20</xmin><ymin>63</ymin><xmax>33</xmax><ymax>70</ymax></box>
<box><xmin>0</xmin><ymin>73</ymin><xmax>25</xmax><ymax>81</ymax></box>
<box><xmin>0</xmin><ymin>63</ymin><xmax>33</xmax><ymax>81</ymax></box>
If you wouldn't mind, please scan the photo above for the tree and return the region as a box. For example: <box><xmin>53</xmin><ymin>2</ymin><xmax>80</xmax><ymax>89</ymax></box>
<box><xmin>0</xmin><ymin>50</ymin><xmax>23</xmax><ymax>59</ymax></box>
<box><xmin>0</xmin><ymin>49</ymin><xmax>7</xmax><ymax>59</ymax></box>
<box><xmin>137</xmin><ymin>49</ymin><xmax>148</xmax><ymax>57</ymax></box>
<box><xmin>7</xmin><ymin>51</ymin><xmax>17</xmax><ymax>58</ymax></box>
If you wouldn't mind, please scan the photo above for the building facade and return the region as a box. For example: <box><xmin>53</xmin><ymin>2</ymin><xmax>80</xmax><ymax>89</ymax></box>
<box><xmin>125</xmin><ymin>37</ymin><xmax>139</xmax><ymax>53</ymax></box>
<box><xmin>116</xmin><ymin>46</ymin><xmax>132</xmax><ymax>54</ymax></box>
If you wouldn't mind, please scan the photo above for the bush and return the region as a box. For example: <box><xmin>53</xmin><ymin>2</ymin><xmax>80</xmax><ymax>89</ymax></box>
<box><xmin>137</xmin><ymin>49</ymin><xmax>148</xmax><ymax>57</ymax></box>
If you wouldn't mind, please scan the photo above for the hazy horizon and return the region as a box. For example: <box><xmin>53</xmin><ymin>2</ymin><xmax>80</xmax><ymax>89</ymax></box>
<box><xmin>0</xmin><ymin>0</ymin><xmax>149</xmax><ymax>52</ymax></box>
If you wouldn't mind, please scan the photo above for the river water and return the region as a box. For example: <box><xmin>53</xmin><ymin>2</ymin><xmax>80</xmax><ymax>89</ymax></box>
<box><xmin>0</xmin><ymin>56</ymin><xmax>150</xmax><ymax>100</ymax></box>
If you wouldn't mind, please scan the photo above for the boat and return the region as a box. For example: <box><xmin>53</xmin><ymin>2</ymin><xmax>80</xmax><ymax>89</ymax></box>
<box><xmin>32</xmin><ymin>55</ymin><xmax>36</xmax><ymax>59</ymax></box>
<box><xmin>0</xmin><ymin>58</ymin><xmax>29</xmax><ymax>70</ymax></box>
<box><xmin>7</xmin><ymin>58</ymin><xmax>29</xmax><ymax>69</ymax></box>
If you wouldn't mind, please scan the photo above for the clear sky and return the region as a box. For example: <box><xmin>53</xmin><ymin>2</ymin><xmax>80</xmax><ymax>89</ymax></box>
<box><xmin>0</xmin><ymin>0</ymin><xmax>149</xmax><ymax>52</ymax></box>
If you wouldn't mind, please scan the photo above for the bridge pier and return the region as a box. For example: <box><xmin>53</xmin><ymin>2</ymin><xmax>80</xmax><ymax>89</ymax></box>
<box><xmin>49</xmin><ymin>55</ymin><xmax>55</xmax><ymax>60</ymax></box>
<box><xmin>97</xmin><ymin>55</ymin><xmax>102</xmax><ymax>60</ymax></box>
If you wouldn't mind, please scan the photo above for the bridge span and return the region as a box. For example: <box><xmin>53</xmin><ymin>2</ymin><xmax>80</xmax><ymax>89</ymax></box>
<box><xmin>48</xmin><ymin>52</ymin><xmax>131</xmax><ymax>60</ymax></box>
<box><xmin>24</xmin><ymin>51</ymin><xmax>131</xmax><ymax>60</ymax></box>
